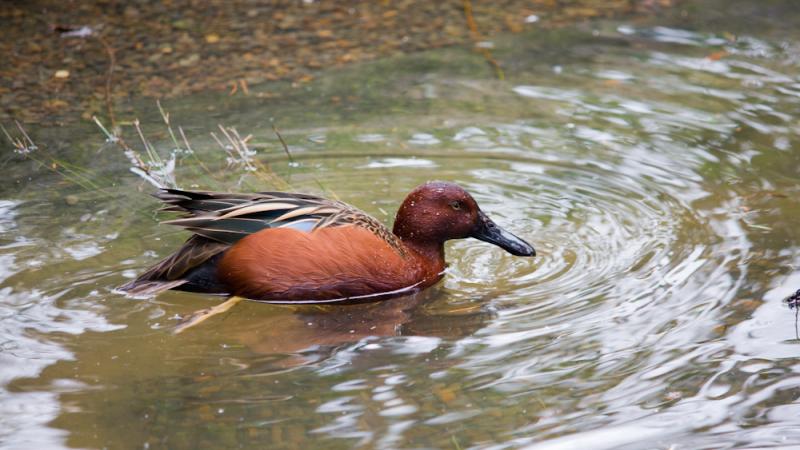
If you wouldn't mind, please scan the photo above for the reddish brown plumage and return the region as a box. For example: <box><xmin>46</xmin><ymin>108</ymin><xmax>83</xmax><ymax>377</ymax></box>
<box><xmin>119</xmin><ymin>181</ymin><xmax>535</xmax><ymax>302</ymax></box>
<box><xmin>218</xmin><ymin>225</ymin><xmax>444</xmax><ymax>301</ymax></box>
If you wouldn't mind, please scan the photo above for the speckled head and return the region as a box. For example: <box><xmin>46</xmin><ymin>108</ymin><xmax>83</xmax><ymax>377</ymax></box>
<box><xmin>392</xmin><ymin>181</ymin><xmax>535</xmax><ymax>257</ymax></box>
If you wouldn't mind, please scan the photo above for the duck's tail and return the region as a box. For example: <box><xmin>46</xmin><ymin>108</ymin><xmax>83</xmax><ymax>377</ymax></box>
<box><xmin>117</xmin><ymin>278</ymin><xmax>188</xmax><ymax>297</ymax></box>
<box><xmin>118</xmin><ymin>235</ymin><xmax>230</xmax><ymax>297</ymax></box>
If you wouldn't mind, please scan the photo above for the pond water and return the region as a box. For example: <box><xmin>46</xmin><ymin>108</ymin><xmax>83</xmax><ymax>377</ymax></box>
<box><xmin>3</xmin><ymin>0</ymin><xmax>800</xmax><ymax>448</ymax></box>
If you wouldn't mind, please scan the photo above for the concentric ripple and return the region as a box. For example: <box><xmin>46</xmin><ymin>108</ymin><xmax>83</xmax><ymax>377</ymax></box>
<box><xmin>298</xmin><ymin>134</ymin><xmax>721</xmax><ymax>321</ymax></box>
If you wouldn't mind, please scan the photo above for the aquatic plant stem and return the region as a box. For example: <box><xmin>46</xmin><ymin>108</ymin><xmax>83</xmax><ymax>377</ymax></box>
<box><xmin>272</xmin><ymin>123</ymin><xmax>295</xmax><ymax>164</ymax></box>
<box><xmin>4</xmin><ymin>121</ymin><xmax>102</xmax><ymax>191</ymax></box>
<box><xmin>179</xmin><ymin>125</ymin><xmax>226</xmax><ymax>189</ymax></box>
<box><xmin>96</xmin><ymin>35</ymin><xmax>117</xmax><ymax>129</ymax></box>
<box><xmin>212</xmin><ymin>124</ymin><xmax>290</xmax><ymax>190</ymax></box>
<box><xmin>93</xmin><ymin>115</ymin><xmax>175</xmax><ymax>189</ymax></box>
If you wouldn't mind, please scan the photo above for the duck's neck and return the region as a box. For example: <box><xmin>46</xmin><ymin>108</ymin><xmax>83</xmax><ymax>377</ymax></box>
<box><xmin>399</xmin><ymin>238</ymin><xmax>446</xmax><ymax>272</ymax></box>
<box><xmin>393</xmin><ymin>216</ymin><xmax>446</xmax><ymax>274</ymax></box>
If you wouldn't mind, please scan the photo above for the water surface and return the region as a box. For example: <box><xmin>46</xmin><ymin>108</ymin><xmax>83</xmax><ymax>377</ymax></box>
<box><xmin>2</xmin><ymin>0</ymin><xmax>800</xmax><ymax>448</ymax></box>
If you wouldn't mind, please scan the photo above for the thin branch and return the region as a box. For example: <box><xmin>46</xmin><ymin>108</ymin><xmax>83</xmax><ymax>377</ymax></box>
<box><xmin>157</xmin><ymin>99</ymin><xmax>182</xmax><ymax>152</ymax></box>
<box><xmin>96</xmin><ymin>35</ymin><xmax>117</xmax><ymax>128</ymax></box>
<box><xmin>93</xmin><ymin>115</ymin><xmax>117</xmax><ymax>142</ymax></box>
<box><xmin>272</xmin><ymin>123</ymin><xmax>295</xmax><ymax>164</ymax></box>
<box><xmin>15</xmin><ymin>121</ymin><xmax>37</xmax><ymax>151</ymax></box>
<box><xmin>4</xmin><ymin>122</ymin><xmax>100</xmax><ymax>190</ymax></box>
<box><xmin>463</xmin><ymin>0</ymin><xmax>505</xmax><ymax>80</ymax></box>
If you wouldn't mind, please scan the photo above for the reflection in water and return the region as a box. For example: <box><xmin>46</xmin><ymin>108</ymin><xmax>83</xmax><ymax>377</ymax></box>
<box><xmin>2</xmin><ymin>0</ymin><xmax>800</xmax><ymax>448</ymax></box>
<box><xmin>24</xmin><ymin>290</ymin><xmax>492</xmax><ymax>449</ymax></box>
<box><xmin>234</xmin><ymin>291</ymin><xmax>491</xmax><ymax>363</ymax></box>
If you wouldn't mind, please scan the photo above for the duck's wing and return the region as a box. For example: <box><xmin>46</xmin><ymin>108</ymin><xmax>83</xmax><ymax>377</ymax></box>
<box><xmin>156</xmin><ymin>188</ymin><xmax>400</xmax><ymax>249</ymax></box>
<box><xmin>155</xmin><ymin>189</ymin><xmax>326</xmax><ymax>216</ymax></box>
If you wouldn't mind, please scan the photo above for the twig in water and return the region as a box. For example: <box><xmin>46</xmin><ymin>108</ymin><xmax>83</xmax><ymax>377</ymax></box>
<box><xmin>214</xmin><ymin>124</ymin><xmax>256</xmax><ymax>171</ymax></box>
<box><xmin>93</xmin><ymin>105</ymin><xmax>293</xmax><ymax>191</ymax></box>
<box><xmin>134</xmin><ymin>119</ymin><xmax>163</xmax><ymax>168</ymax></box>
<box><xmin>157</xmin><ymin>99</ymin><xmax>183</xmax><ymax>152</ymax></box>
<box><xmin>2</xmin><ymin>121</ymin><xmax>38</xmax><ymax>154</ymax></box>
<box><xmin>272</xmin><ymin>123</ymin><xmax>295</xmax><ymax>164</ymax></box>
<box><xmin>212</xmin><ymin>124</ymin><xmax>290</xmax><ymax>189</ymax></box>
<box><xmin>155</xmin><ymin>101</ymin><xmax>224</xmax><ymax>187</ymax></box>
<box><xmin>178</xmin><ymin>126</ymin><xmax>194</xmax><ymax>154</ymax></box>
<box><xmin>269</xmin><ymin>122</ymin><xmax>338</xmax><ymax>198</ymax></box>
<box><xmin>3</xmin><ymin>121</ymin><xmax>101</xmax><ymax>191</ymax></box>
<box><xmin>178</xmin><ymin>125</ymin><xmax>225</xmax><ymax>187</ymax></box>
<box><xmin>13</xmin><ymin>121</ymin><xmax>37</xmax><ymax>151</ymax></box>
<box><xmin>93</xmin><ymin>115</ymin><xmax>176</xmax><ymax>189</ymax></box>
<box><xmin>96</xmin><ymin>35</ymin><xmax>117</xmax><ymax>129</ymax></box>
<box><xmin>134</xmin><ymin>119</ymin><xmax>177</xmax><ymax>188</ymax></box>
<box><xmin>462</xmin><ymin>0</ymin><xmax>505</xmax><ymax>80</ymax></box>
<box><xmin>3</xmin><ymin>122</ymin><xmax>36</xmax><ymax>155</ymax></box>
<box><xmin>92</xmin><ymin>116</ymin><xmax>118</xmax><ymax>143</ymax></box>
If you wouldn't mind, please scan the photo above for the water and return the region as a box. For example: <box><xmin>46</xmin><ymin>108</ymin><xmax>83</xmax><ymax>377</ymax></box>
<box><xmin>3</xmin><ymin>0</ymin><xmax>800</xmax><ymax>448</ymax></box>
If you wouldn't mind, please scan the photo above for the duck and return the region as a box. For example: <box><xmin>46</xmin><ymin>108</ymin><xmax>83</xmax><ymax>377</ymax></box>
<box><xmin>119</xmin><ymin>181</ymin><xmax>535</xmax><ymax>303</ymax></box>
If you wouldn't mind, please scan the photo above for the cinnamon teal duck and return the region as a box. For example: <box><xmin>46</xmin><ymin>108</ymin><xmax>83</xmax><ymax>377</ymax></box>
<box><xmin>120</xmin><ymin>181</ymin><xmax>535</xmax><ymax>303</ymax></box>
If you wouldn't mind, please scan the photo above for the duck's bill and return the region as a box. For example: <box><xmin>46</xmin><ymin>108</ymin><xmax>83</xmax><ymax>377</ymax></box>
<box><xmin>471</xmin><ymin>211</ymin><xmax>536</xmax><ymax>257</ymax></box>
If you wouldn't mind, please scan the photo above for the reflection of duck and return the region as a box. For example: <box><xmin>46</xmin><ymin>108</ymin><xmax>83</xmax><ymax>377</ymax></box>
<box><xmin>120</xmin><ymin>181</ymin><xmax>535</xmax><ymax>303</ymax></box>
<box><xmin>228</xmin><ymin>290</ymin><xmax>493</xmax><ymax>361</ymax></box>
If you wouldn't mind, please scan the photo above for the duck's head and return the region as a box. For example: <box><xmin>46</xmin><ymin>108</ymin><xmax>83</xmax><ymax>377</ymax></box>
<box><xmin>393</xmin><ymin>181</ymin><xmax>535</xmax><ymax>257</ymax></box>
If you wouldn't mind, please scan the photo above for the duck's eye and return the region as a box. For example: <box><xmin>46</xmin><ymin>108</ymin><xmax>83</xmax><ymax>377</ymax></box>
<box><xmin>450</xmin><ymin>201</ymin><xmax>462</xmax><ymax>210</ymax></box>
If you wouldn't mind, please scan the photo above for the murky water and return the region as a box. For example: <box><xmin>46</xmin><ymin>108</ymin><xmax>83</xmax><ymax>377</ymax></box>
<box><xmin>3</xmin><ymin>0</ymin><xmax>800</xmax><ymax>448</ymax></box>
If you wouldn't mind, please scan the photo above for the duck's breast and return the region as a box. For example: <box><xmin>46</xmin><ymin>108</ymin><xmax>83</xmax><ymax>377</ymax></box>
<box><xmin>217</xmin><ymin>225</ymin><xmax>430</xmax><ymax>301</ymax></box>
